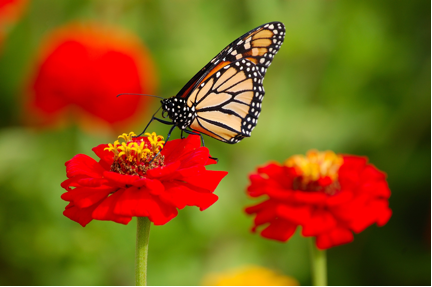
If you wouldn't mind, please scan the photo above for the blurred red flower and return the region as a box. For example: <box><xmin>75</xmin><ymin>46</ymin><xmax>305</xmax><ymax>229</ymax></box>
<box><xmin>245</xmin><ymin>150</ymin><xmax>392</xmax><ymax>249</ymax></box>
<box><xmin>61</xmin><ymin>132</ymin><xmax>227</xmax><ymax>226</ymax></box>
<box><xmin>0</xmin><ymin>0</ymin><xmax>28</xmax><ymax>50</ymax></box>
<box><xmin>26</xmin><ymin>22</ymin><xmax>157</xmax><ymax>132</ymax></box>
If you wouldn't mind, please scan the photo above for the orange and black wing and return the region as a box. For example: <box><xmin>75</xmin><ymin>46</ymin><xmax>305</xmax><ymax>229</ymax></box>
<box><xmin>186</xmin><ymin>58</ymin><xmax>264</xmax><ymax>144</ymax></box>
<box><xmin>175</xmin><ymin>21</ymin><xmax>285</xmax><ymax>99</ymax></box>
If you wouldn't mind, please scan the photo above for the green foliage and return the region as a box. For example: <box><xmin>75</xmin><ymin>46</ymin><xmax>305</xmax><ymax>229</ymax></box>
<box><xmin>0</xmin><ymin>0</ymin><xmax>429</xmax><ymax>285</ymax></box>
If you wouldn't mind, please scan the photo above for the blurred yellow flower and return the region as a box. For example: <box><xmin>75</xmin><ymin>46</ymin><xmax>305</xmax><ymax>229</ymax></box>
<box><xmin>202</xmin><ymin>265</ymin><xmax>299</xmax><ymax>286</ymax></box>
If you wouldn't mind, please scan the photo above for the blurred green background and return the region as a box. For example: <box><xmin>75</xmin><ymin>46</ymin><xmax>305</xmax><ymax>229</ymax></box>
<box><xmin>0</xmin><ymin>0</ymin><xmax>430</xmax><ymax>285</ymax></box>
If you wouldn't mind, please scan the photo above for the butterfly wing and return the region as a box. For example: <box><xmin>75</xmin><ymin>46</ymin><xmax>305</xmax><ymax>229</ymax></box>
<box><xmin>175</xmin><ymin>21</ymin><xmax>285</xmax><ymax>99</ymax></box>
<box><xmin>215</xmin><ymin>21</ymin><xmax>286</xmax><ymax>78</ymax></box>
<box><xmin>186</xmin><ymin>58</ymin><xmax>265</xmax><ymax>144</ymax></box>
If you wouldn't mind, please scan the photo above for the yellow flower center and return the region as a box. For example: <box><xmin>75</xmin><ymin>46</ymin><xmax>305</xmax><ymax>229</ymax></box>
<box><xmin>104</xmin><ymin>132</ymin><xmax>165</xmax><ymax>177</ymax></box>
<box><xmin>284</xmin><ymin>149</ymin><xmax>343</xmax><ymax>194</ymax></box>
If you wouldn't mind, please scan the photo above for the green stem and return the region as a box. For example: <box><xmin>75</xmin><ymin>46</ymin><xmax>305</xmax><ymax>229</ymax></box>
<box><xmin>309</xmin><ymin>238</ymin><xmax>327</xmax><ymax>286</ymax></box>
<box><xmin>136</xmin><ymin>217</ymin><xmax>151</xmax><ymax>286</ymax></box>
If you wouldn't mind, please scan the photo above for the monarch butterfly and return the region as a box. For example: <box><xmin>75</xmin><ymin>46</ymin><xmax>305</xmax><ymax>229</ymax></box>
<box><xmin>139</xmin><ymin>21</ymin><xmax>285</xmax><ymax>146</ymax></box>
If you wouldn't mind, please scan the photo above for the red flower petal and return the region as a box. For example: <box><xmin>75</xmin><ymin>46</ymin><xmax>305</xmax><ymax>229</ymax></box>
<box><xmin>292</xmin><ymin>190</ymin><xmax>328</xmax><ymax>204</ymax></box>
<box><xmin>179</xmin><ymin>146</ymin><xmax>213</xmax><ymax>169</ymax></box>
<box><xmin>161</xmin><ymin>135</ymin><xmax>201</xmax><ymax>164</ymax></box>
<box><xmin>360</xmin><ymin>164</ymin><xmax>387</xmax><ymax>182</ymax></box>
<box><xmin>325</xmin><ymin>190</ymin><xmax>353</xmax><ymax>206</ymax></box>
<box><xmin>92</xmin><ymin>144</ymin><xmax>113</xmax><ymax>170</ymax></box>
<box><xmin>103</xmin><ymin>171</ymin><xmax>140</xmax><ymax>188</ymax></box>
<box><xmin>245</xmin><ymin>201</ymin><xmax>273</xmax><ymax>215</ymax></box>
<box><xmin>63</xmin><ymin>203</ymin><xmax>98</xmax><ymax>227</ymax></box>
<box><xmin>260</xmin><ymin>219</ymin><xmax>297</xmax><ymax>242</ymax></box>
<box><xmin>146</xmin><ymin>160</ymin><xmax>181</xmax><ymax>179</ymax></box>
<box><xmin>65</xmin><ymin>154</ymin><xmax>105</xmax><ymax>179</ymax></box>
<box><xmin>61</xmin><ymin>185</ymin><xmax>116</xmax><ymax>208</ymax></box>
<box><xmin>377</xmin><ymin>205</ymin><xmax>392</xmax><ymax>226</ymax></box>
<box><xmin>360</xmin><ymin>180</ymin><xmax>391</xmax><ymax>198</ymax></box>
<box><xmin>76</xmin><ymin>177</ymin><xmax>108</xmax><ymax>187</ymax></box>
<box><xmin>161</xmin><ymin>181</ymin><xmax>219</xmax><ymax>211</ymax></box>
<box><xmin>91</xmin><ymin>190</ymin><xmax>132</xmax><ymax>225</ymax></box>
<box><xmin>113</xmin><ymin>186</ymin><xmax>178</xmax><ymax>225</ymax></box>
<box><xmin>301</xmin><ymin>209</ymin><xmax>337</xmax><ymax>236</ymax></box>
<box><xmin>341</xmin><ymin>156</ymin><xmax>368</xmax><ymax>170</ymax></box>
<box><xmin>61</xmin><ymin>177</ymin><xmax>82</xmax><ymax>191</ymax></box>
<box><xmin>252</xmin><ymin>202</ymin><xmax>278</xmax><ymax>226</ymax></box>
<box><xmin>247</xmin><ymin>174</ymin><xmax>275</xmax><ymax>197</ymax></box>
<box><xmin>349</xmin><ymin>199</ymin><xmax>392</xmax><ymax>233</ymax></box>
<box><xmin>277</xmin><ymin>204</ymin><xmax>311</xmax><ymax>225</ymax></box>
<box><xmin>175</xmin><ymin>166</ymin><xmax>228</xmax><ymax>191</ymax></box>
<box><xmin>266</xmin><ymin>187</ymin><xmax>294</xmax><ymax>201</ymax></box>
<box><xmin>315</xmin><ymin>227</ymin><xmax>354</xmax><ymax>250</ymax></box>
<box><xmin>257</xmin><ymin>163</ymin><xmax>293</xmax><ymax>189</ymax></box>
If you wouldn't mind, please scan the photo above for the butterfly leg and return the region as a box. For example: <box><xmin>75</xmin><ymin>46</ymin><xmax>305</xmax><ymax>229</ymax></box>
<box><xmin>182</xmin><ymin>129</ymin><xmax>218</xmax><ymax>163</ymax></box>
<box><xmin>149</xmin><ymin>124</ymin><xmax>177</xmax><ymax>165</ymax></box>
<box><xmin>164</xmin><ymin>124</ymin><xmax>177</xmax><ymax>143</ymax></box>
<box><xmin>136</xmin><ymin>111</ymin><xmax>173</xmax><ymax>137</ymax></box>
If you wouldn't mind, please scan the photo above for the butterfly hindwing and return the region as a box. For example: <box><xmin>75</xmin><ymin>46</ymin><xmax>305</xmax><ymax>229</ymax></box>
<box><xmin>187</xmin><ymin>58</ymin><xmax>264</xmax><ymax>144</ymax></box>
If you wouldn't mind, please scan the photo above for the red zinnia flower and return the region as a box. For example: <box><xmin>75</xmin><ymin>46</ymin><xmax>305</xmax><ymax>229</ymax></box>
<box><xmin>26</xmin><ymin>22</ymin><xmax>157</xmax><ymax>132</ymax></box>
<box><xmin>61</xmin><ymin>132</ymin><xmax>227</xmax><ymax>226</ymax></box>
<box><xmin>245</xmin><ymin>150</ymin><xmax>392</xmax><ymax>249</ymax></box>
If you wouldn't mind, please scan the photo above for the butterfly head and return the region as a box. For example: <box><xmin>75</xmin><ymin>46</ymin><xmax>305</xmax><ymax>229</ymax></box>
<box><xmin>161</xmin><ymin>97</ymin><xmax>196</xmax><ymax>130</ymax></box>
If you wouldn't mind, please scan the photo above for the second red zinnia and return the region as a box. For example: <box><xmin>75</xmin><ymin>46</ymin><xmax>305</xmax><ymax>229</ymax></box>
<box><xmin>245</xmin><ymin>150</ymin><xmax>392</xmax><ymax>249</ymax></box>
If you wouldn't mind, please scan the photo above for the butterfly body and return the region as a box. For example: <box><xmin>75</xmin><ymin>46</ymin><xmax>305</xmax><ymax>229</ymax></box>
<box><xmin>161</xmin><ymin>97</ymin><xmax>195</xmax><ymax>130</ymax></box>
<box><xmin>151</xmin><ymin>22</ymin><xmax>285</xmax><ymax>144</ymax></box>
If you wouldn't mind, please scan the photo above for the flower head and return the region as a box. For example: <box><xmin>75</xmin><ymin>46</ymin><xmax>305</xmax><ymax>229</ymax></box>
<box><xmin>26</xmin><ymin>22</ymin><xmax>157</xmax><ymax>132</ymax></box>
<box><xmin>245</xmin><ymin>150</ymin><xmax>392</xmax><ymax>249</ymax></box>
<box><xmin>61</xmin><ymin>133</ymin><xmax>227</xmax><ymax>226</ymax></box>
<box><xmin>202</xmin><ymin>265</ymin><xmax>299</xmax><ymax>286</ymax></box>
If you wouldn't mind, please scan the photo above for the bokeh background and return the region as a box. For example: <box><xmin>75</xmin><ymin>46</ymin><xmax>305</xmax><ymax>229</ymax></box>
<box><xmin>0</xmin><ymin>0</ymin><xmax>430</xmax><ymax>285</ymax></box>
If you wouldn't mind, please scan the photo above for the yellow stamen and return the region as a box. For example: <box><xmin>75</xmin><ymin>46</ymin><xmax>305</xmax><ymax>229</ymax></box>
<box><xmin>118</xmin><ymin>131</ymin><xmax>137</xmax><ymax>143</ymax></box>
<box><xmin>285</xmin><ymin>149</ymin><xmax>343</xmax><ymax>183</ymax></box>
<box><xmin>117</xmin><ymin>142</ymin><xmax>135</xmax><ymax>162</ymax></box>
<box><xmin>144</xmin><ymin>132</ymin><xmax>165</xmax><ymax>153</ymax></box>
<box><xmin>104</xmin><ymin>131</ymin><xmax>165</xmax><ymax>177</ymax></box>
<box><xmin>104</xmin><ymin>140</ymin><xmax>121</xmax><ymax>156</ymax></box>
<box><xmin>130</xmin><ymin>141</ymin><xmax>151</xmax><ymax>161</ymax></box>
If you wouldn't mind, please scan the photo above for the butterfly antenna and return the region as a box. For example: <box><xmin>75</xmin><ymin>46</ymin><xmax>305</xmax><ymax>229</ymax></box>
<box><xmin>116</xmin><ymin>93</ymin><xmax>165</xmax><ymax>100</ymax></box>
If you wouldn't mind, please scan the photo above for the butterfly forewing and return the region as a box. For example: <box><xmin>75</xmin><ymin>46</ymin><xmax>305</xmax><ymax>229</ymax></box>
<box><xmin>220</xmin><ymin>22</ymin><xmax>285</xmax><ymax>78</ymax></box>
<box><xmin>188</xmin><ymin>58</ymin><xmax>264</xmax><ymax>144</ymax></box>
<box><xmin>176</xmin><ymin>22</ymin><xmax>285</xmax><ymax>99</ymax></box>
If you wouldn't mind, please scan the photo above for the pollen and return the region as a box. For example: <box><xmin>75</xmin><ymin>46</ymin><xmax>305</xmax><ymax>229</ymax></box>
<box><xmin>284</xmin><ymin>150</ymin><xmax>343</xmax><ymax>194</ymax></box>
<box><xmin>104</xmin><ymin>132</ymin><xmax>165</xmax><ymax>177</ymax></box>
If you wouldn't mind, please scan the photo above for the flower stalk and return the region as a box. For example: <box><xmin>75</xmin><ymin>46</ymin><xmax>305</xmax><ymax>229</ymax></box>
<box><xmin>309</xmin><ymin>238</ymin><xmax>327</xmax><ymax>286</ymax></box>
<box><xmin>136</xmin><ymin>217</ymin><xmax>151</xmax><ymax>286</ymax></box>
